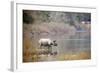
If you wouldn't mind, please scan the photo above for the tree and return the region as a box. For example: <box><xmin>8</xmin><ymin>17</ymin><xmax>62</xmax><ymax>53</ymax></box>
<box><xmin>23</xmin><ymin>10</ymin><xmax>34</xmax><ymax>24</ymax></box>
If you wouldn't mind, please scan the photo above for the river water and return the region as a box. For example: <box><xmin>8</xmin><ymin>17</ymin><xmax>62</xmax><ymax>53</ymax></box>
<box><xmin>48</xmin><ymin>30</ymin><xmax>91</xmax><ymax>55</ymax></box>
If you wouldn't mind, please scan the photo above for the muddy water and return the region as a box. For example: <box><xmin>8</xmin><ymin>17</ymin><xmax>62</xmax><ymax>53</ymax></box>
<box><xmin>23</xmin><ymin>24</ymin><xmax>91</xmax><ymax>62</ymax></box>
<box><xmin>48</xmin><ymin>31</ymin><xmax>90</xmax><ymax>54</ymax></box>
<box><xmin>37</xmin><ymin>31</ymin><xmax>91</xmax><ymax>61</ymax></box>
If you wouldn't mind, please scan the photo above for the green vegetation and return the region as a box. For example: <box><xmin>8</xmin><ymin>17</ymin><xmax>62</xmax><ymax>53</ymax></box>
<box><xmin>23</xmin><ymin>10</ymin><xmax>34</xmax><ymax>24</ymax></box>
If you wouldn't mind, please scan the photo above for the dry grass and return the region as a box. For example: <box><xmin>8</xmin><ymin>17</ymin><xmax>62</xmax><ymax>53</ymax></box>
<box><xmin>58</xmin><ymin>51</ymin><xmax>91</xmax><ymax>60</ymax></box>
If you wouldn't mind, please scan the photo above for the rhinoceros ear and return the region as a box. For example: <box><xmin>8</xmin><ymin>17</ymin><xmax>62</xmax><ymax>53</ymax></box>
<box><xmin>53</xmin><ymin>40</ymin><xmax>56</xmax><ymax>42</ymax></box>
<box><xmin>50</xmin><ymin>42</ymin><xmax>53</xmax><ymax>45</ymax></box>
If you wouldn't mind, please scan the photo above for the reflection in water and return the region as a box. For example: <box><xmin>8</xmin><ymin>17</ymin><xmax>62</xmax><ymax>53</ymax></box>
<box><xmin>51</xmin><ymin>30</ymin><xmax>90</xmax><ymax>55</ymax></box>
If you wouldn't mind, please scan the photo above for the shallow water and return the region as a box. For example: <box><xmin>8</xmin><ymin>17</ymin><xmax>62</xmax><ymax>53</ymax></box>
<box><xmin>23</xmin><ymin>24</ymin><xmax>91</xmax><ymax>62</ymax></box>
